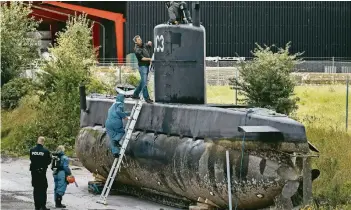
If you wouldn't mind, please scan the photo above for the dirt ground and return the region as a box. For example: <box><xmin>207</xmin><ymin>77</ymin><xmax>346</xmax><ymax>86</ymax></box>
<box><xmin>0</xmin><ymin>155</ymin><xmax>177</xmax><ymax>210</ymax></box>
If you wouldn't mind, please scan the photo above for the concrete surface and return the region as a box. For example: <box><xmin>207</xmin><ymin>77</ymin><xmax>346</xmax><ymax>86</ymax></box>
<box><xmin>1</xmin><ymin>156</ymin><xmax>178</xmax><ymax>210</ymax></box>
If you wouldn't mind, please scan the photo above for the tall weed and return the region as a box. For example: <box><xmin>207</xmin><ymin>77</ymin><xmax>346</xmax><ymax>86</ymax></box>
<box><xmin>1</xmin><ymin>95</ymin><xmax>39</xmax><ymax>154</ymax></box>
<box><xmin>306</xmin><ymin>126</ymin><xmax>351</xmax><ymax>207</ymax></box>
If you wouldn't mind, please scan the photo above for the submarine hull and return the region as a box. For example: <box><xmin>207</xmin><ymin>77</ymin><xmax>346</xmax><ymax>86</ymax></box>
<box><xmin>77</xmin><ymin>3</ymin><xmax>317</xmax><ymax>206</ymax></box>
<box><xmin>76</xmin><ymin>126</ymin><xmax>307</xmax><ymax>209</ymax></box>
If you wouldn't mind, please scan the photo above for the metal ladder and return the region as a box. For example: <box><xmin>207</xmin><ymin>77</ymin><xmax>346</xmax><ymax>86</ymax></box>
<box><xmin>97</xmin><ymin>97</ymin><xmax>144</xmax><ymax>205</ymax></box>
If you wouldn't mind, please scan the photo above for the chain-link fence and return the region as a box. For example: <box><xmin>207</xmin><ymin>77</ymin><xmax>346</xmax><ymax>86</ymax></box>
<box><xmin>93</xmin><ymin>57</ymin><xmax>351</xmax><ymax>88</ymax></box>
<box><xmin>22</xmin><ymin>56</ymin><xmax>351</xmax><ymax>87</ymax></box>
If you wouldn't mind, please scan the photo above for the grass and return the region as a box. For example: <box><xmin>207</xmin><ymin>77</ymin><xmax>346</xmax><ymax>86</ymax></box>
<box><xmin>1</xmin><ymin>95</ymin><xmax>39</xmax><ymax>155</ymax></box>
<box><xmin>294</xmin><ymin>85</ymin><xmax>350</xmax><ymax>129</ymax></box>
<box><xmin>207</xmin><ymin>85</ymin><xmax>244</xmax><ymax>104</ymax></box>
<box><xmin>207</xmin><ymin>85</ymin><xmax>351</xmax><ymax>131</ymax></box>
<box><xmin>293</xmin><ymin>85</ymin><xmax>351</xmax><ymax>209</ymax></box>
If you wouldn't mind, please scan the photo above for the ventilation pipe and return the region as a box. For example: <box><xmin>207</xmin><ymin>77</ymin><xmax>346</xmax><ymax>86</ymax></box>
<box><xmin>79</xmin><ymin>84</ymin><xmax>87</xmax><ymax>112</ymax></box>
<box><xmin>192</xmin><ymin>1</ymin><xmax>200</xmax><ymax>27</ymax></box>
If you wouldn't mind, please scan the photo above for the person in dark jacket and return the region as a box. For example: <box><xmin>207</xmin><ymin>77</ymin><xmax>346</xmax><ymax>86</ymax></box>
<box><xmin>105</xmin><ymin>94</ymin><xmax>131</xmax><ymax>158</ymax></box>
<box><xmin>132</xmin><ymin>35</ymin><xmax>154</xmax><ymax>103</ymax></box>
<box><xmin>52</xmin><ymin>145</ymin><xmax>72</xmax><ymax>208</ymax></box>
<box><xmin>30</xmin><ymin>136</ymin><xmax>52</xmax><ymax>210</ymax></box>
<box><xmin>166</xmin><ymin>1</ymin><xmax>192</xmax><ymax>24</ymax></box>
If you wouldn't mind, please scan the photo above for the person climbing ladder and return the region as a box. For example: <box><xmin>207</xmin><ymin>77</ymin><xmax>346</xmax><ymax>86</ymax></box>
<box><xmin>105</xmin><ymin>94</ymin><xmax>130</xmax><ymax>158</ymax></box>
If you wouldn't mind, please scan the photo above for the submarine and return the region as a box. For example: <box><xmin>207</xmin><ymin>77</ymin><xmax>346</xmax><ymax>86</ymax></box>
<box><xmin>76</xmin><ymin>2</ymin><xmax>319</xmax><ymax>209</ymax></box>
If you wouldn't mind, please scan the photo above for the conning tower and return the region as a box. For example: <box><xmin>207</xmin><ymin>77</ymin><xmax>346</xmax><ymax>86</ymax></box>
<box><xmin>153</xmin><ymin>2</ymin><xmax>206</xmax><ymax>104</ymax></box>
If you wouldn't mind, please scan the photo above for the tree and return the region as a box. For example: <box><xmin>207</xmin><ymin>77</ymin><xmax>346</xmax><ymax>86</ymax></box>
<box><xmin>39</xmin><ymin>14</ymin><xmax>97</xmax><ymax>98</ymax></box>
<box><xmin>1</xmin><ymin>14</ymin><xmax>99</xmax><ymax>154</ymax></box>
<box><xmin>230</xmin><ymin>43</ymin><xmax>302</xmax><ymax>115</ymax></box>
<box><xmin>33</xmin><ymin>14</ymin><xmax>98</xmax><ymax>148</ymax></box>
<box><xmin>0</xmin><ymin>2</ymin><xmax>41</xmax><ymax>86</ymax></box>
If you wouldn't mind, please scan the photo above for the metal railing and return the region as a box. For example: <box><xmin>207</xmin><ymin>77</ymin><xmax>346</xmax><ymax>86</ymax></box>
<box><xmin>92</xmin><ymin>58</ymin><xmax>351</xmax><ymax>87</ymax></box>
<box><xmin>21</xmin><ymin>57</ymin><xmax>351</xmax><ymax>86</ymax></box>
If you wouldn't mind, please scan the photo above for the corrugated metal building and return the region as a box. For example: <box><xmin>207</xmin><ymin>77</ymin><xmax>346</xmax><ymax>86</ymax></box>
<box><xmin>63</xmin><ymin>1</ymin><xmax>351</xmax><ymax>59</ymax></box>
<box><xmin>125</xmin><ymin>1</ymin><xmax>350</xmax><ymax>58</ymax></box>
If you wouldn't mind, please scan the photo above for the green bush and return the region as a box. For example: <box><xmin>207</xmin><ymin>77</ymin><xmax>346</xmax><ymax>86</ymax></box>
<box><xmin>1</xmin><ymin>14</ymin><xmax>98</xmax><ymax>155</ymax></box>
<box><xmin>88</xmin><ymin>67</ymin><xmax>116</xmax><ymax>95</ymax></box>
<box><xmin>1</xmin><ymin>93</ymin><xmax>75</xmax><ymax>155</ymax></box>
<box><xmin>126</xmin><ymin>74</ymin><xmax>140</xmax><ymax>87</ymax></box>
<box><xmin>34</xmin><ymin>14</ymin><xmax>96</xmax><ymax>149</ymax></box>
<box><xmin>0</xmin><ymin>2</ymin><xmax>41</xmax><ymax>86</ymax></box>
<box><xmin>86</xmin><ymin>77</ymin><xmax>110</xmax><ymax>94</ymax></box>
<box><xmin>229</xmin><ymin>42</ymin><xmax>302</xmax><ymax>115</ymax></box>
<box><xmin>1</xmin><ymin>95</ymin><xmax>40</xmax><ymax>154</ymax></box>
<box><xmin>1</xmin><ymin>77</ymin><xmax>35</xmax><ymax>110</ymax></box>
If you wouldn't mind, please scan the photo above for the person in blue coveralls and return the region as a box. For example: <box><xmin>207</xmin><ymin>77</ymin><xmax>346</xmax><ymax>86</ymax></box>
<box><xmin>165</xmin><ymin>1</ymin><xmax>192</xmax><ymax>24</ymax></box>
<box><xmin>105</xmin><ymin>94</ymin><xmax>131</xmax><ymax>158</ymax></box>
<box><xmin>52</xmin><ymin>145</ymin><xmax>72</xmax><ymax>208</ymax></box>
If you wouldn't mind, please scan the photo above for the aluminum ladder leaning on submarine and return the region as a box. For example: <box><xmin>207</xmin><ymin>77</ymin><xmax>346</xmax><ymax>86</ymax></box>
<box><xmin>97</xmin><ymin>92</ymin><xmax>144</xmax><ymax>205</ymax></box>
<box><xmin>97</xmin><ymin>37</ymin><xmax>155</xmax><ymax>205</ymax></box>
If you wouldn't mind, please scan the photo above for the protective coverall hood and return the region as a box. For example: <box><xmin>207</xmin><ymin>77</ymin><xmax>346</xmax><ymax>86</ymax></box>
<box><xmin>57</xmin><ymin>151</ymin><xmax>64</xmax><ymax>156</ymax></box>
<box><xmin>116</xmin><ymin>94</ymin><xmax>125</xmax><ymax>105</ymax></box>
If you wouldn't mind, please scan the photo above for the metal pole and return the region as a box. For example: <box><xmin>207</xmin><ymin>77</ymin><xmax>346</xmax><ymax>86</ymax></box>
<box><xmin>346</xmin><ymin>76</ymin><xmax>349</xmax><ymax>131</ymax></box>
<box><xmin>332</xmin><ymin>56</ymin><xmax>335</xmax><ymax>69</ymax></box>
<box><xmin>226</xmin><ymin>150</ymin><xmax>233</xmax><ymax>210</ymax></box>
<box><xmin>217</xmin><ymin>57</ymin><xmax>220</xmax><ymax>86</ymax></box>
<box><xmin>119</xmin><ymin>65</ymin><xmax>122</xmax><ymax>84</ymax></box>
<box><xmin>302</xmin><ymin>157</ymin><xmax>313</xmax><ymax>205</ymax></box>
<box><xmin>94</xmin><ymin>22</ymin><xmax>106</xmax><ymax>62</ymax></box>
<box><xmin>235</xmin><ymin>68</ymin><xmax>238</xmax><ymax>105</ymax></box>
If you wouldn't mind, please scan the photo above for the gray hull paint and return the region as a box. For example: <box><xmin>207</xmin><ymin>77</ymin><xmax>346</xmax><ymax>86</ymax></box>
<box><xmin>80</xmin><ymin>97</ymin><xmax>307</xmax><ymax>143</ymax></box>
<box><xmin>76</xmin><ymin>126</ymin><xmax>305</xmax><ymax>209</ymax></box>
<box><xmin>153</xmin><ymin>24</ymin><xmax>206</xmax><ymax>104</ymax></box>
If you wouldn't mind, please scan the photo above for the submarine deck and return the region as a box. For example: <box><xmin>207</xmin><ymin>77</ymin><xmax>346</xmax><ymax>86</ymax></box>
<box><xmin>80</xmin><ymin>96</ymin><xmax>307</xmax><ymax>143</ymax></box>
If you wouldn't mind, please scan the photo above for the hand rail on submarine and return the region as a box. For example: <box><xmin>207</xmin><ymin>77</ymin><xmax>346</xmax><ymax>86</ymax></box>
<box><xmin>151</xmin><ymin>60</ymin><xmax>197</xmax><ymax>63</ymax></box>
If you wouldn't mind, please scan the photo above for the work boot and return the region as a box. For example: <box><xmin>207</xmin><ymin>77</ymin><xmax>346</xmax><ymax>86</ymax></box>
<box><xmin>131</xmin><ymin>95</ymin><xmax>140</xmax><ymax>100</ymax></box>
<box><xmin>40</xmin><ymin>207</ymin><xmax>50</xmax><ymax>210</ymax></box>
<box><xmin>55</xmin><ymin>195</ymin><xmax>66</xmax><ymax>208</ymax></box>
<box><xmin>116</xmin><ymin>141</ymin><xmax>122</xmax><ymax>148</ymax></box>
<box><xmin>145</xmin><ymin>99</ymin><xmax>153</xmax><ymax>104</ymax></box>
<box><xmin>55</xmin><ymin>203</ymin><xmax>66</xmax><ymax>208</ymax></box>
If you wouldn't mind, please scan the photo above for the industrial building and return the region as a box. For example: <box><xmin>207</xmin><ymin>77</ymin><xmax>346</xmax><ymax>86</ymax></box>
<box><xmin>31</xmin><ymin>1</ymin><xmax>351</xmax><ymax>62</ymax></box>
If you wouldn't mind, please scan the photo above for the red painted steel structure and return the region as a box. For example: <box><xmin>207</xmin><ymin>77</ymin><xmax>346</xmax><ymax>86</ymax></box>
<box><xmin>31</xmin><ymin>4</ymin><xmax>102</xmax><ymax>49</ymax></box>
<box><xmin>29</xmin><ymin>1</ymin><xmax>125</xmax><ymax>61</ymax></box>
<box><xmin>30</xmin><ymin>4</ymin><xmax>101</xmax><ymax>54</ymax></box>
<box><xmin>42</xmin><ymin>1</ymin><xmax>125</xmax><ymax>62</ymax></box>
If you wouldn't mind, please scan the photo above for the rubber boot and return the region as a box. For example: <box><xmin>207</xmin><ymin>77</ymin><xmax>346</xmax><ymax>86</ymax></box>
<box><xmin>55</xmin><ymin>194</ymin><xmax>66</xmax><ymax>208</ymax></box>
